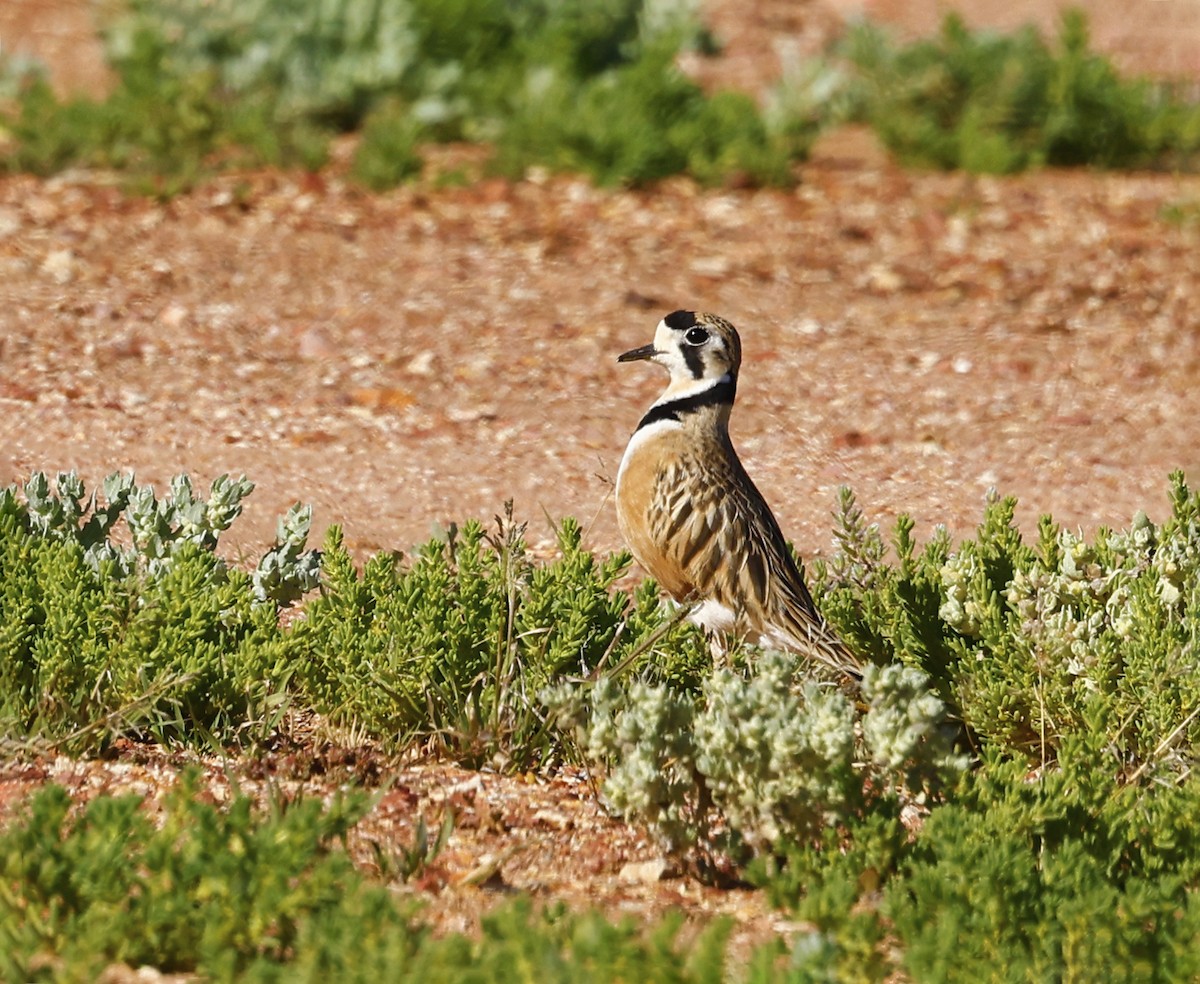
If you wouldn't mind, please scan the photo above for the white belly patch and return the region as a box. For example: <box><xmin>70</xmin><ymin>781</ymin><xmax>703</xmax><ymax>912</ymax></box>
<box><xmin>688</xmin><ymin>598</ymin><xmax>738</xmax><ymax>636</ymax></box>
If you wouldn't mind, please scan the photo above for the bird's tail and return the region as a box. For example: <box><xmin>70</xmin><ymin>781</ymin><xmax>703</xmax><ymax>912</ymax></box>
<box><xmin>766</xmin><ymin>615</ymin><xmax>863</xmax><ymax>682</ymax></box>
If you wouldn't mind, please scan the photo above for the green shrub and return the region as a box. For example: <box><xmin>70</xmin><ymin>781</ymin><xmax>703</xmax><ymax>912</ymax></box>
<box><xmin>0</xmin><ymin>470</ymin><xmax>711</xmax><ymax>763</ymax></box>
<box><xmin>0</xmin><ymin>529</ymin><xmax>290</xmax><ymax>749</ymax></box>
<box><xmin>0</xmin><ymin>774</ymin><xmax>408</xmax><ymax>981</ymax></box>
<box><xmin>8</xmin><ymin>3</ymin><xmax>1200</xmax><ymax>189</ymax></box>
<box><xmin>943</xmin><ymin>475</ymin><xmax>1200</xmax><ymax>763</ymax></box>
<box><xmin>0</xmin><ymin>778</ymin><xmax>779</xmax><ymax>982</ymax></box>
<box><xmin>293</xmin><ymin>509</ymin><xmax>709</xmax><ymax>767</ymax></box>
<box><xmin>1</xmin><ymin>31</ymin><xmax>328</xmax><ymax>194</ymax></box>
<box><xmin>493</xmin><ymin>41</ymin><xmax>800</xmax><ymax>187</ymax></box>
<box><xmin>351</xmin><ymin>97</ymin><xmax>426</xmax><ymax>188</ymax></box>
<box><xmin>765</xmin><ymin>735</ymin><xmax>1200</xmax><ymax>981</ymax></box>
<box><xmin>813</xmin><ymin>487</ymin><xmax>959</xmax><ymax>689</ymax></box>
<box><xmin>815</xmin><ymin>475</ymin><xmax>1200</xmax><ymax>769</ymax></box>
<box><xmin>7</xmin><ymin>464</ymin><xmax>1200</xmax><ymax>978</ymax></box>
<box><xmin>105</xmin><ymin>0</ymin><xmax>696</xmax><ymax>142</ymax></box>
<box><xmin>6</xmin><ymin>466</ymin><xmax>1199</xmax><ymax>785</ymax></box>
<box><xmin>2</xmin><ymin>0</ymin><xmax>812</xmax><ymax>191</ymax></box>
<box><xmin>0</xmin><ymin>471</ymin><xmax>314</xmax><ymax>749</ymax></box>
<box><xmin>843</xmin><ymin>10</ymin><xmax>1200</xmax><ymax>172</ymax></box>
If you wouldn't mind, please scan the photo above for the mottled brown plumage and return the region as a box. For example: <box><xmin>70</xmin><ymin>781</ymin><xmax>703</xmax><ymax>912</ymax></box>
<box><xmin>615</xmin><ymin>310</ymin><xmax>860</xmax><ymax>678</ymax></box>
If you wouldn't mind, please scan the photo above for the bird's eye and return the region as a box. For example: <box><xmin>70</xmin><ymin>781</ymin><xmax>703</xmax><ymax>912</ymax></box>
<box><xmin>684</xmin><ymin>326</ymin><xmax>709</xmax><ymax>345</ymax></box>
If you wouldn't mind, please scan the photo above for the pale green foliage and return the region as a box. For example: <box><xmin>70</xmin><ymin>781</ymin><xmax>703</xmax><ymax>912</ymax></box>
<box><xmin>557</xmin><ymin>652</ymin><xmax>964</xmax><ymax>859</ymax></box>
<box><xmin>936</xmin><ymin>473</ymin><xmax>1200</xmax><ymax>763</ymax></box>
<box><xmin>938</xmin><ymin>548</ymin><xmax>987</xmax><ymax>637</ymax></box>
<box><xmin>565</xmin><ymin>676</ymin><xmax>700</xmax><ymax>848</ymax></box>
<box><xmin>692</xmin><ymin>656</ymin><xmax>858</xmax><ymax>853</ymax></box>
<box><xmin>125</xmin><ymin>472</ymin><xmax>254</xmax><ymax>574</ymax></box>
<box><xmin>107</xmin><ymin>0</ymin><xmax>421</xmax><ymax>121</ymax></box>
<box><xmin>639</xmin><ymin>0</ymin><xmax>703</xmax><ymax>39</ymax></box>
<box><xmin>0</xmin><ymin>47</ymin><xmax>44</xmax><ymax>100</ymax></box>
<box><xmin>5</xmin><ymin>0</ymin><xmax>824</xmax><ymax>193</ymax></box>
<box><xmin>253</xmin><ymin>502</ymin><xmax>322</xmax><ymax>606</ymax></box>
<box><xmin>861</xmin><ymin>662</ymin><xmax>965</xmax><ymax>781</ymax></box>
<box><xmin>4</xmin><ymin>470</ymin><xmax>319</xmax><ymax>606</ymax></box>
<box><xmin>763</xmin><ymin>52</ymin><xmax>851</xmax><ymax>151</ymax></box>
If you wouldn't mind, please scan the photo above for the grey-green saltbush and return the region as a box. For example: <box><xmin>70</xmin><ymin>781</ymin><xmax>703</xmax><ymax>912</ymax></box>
<box><xmin>4</xmin><ymin>470</ymin><xmax>319</xmax><ymax>605</ymax></box>
<box><xmin>107</xmin><ymin>0</ymin><xmax>421</xmax><ymax>123</ymax></box>
<box><xmin>550</xmin><ymin>653</ymin><xmax>965</xmax><ymax>860</ymax></box>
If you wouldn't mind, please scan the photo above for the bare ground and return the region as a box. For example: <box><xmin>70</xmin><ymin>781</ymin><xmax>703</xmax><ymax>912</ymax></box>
<box><xmin>2</xmin><ymin>0</ymin><xmax>1200</xmax><ymax>964</ymax></box>
<box><xmin>4</xmin><ymin>151</ymin><xmax>1199</xmax><ymax>562</ymax></box>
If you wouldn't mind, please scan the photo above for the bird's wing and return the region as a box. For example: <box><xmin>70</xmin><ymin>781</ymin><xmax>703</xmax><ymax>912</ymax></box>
<box><xmin>649</xmin><ymin>450</ymin><xmax>861</xmax><ymax>677</ymax></box>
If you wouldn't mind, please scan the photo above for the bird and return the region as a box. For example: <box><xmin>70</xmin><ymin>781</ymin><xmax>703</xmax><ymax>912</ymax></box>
<box><xmin>614</xmin><ymin>309</ymin><xmax>861</xmax><ymax>679</ymax></box>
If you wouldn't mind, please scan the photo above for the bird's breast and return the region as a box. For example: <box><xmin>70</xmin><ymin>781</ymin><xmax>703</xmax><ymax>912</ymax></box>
<box><xmin>616</xmin><ymin>423</ymin><xmax>697</xmax><ymax>600</ymax></box>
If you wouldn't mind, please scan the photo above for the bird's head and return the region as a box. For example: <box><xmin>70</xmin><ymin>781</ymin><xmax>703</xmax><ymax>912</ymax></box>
<box><xmin>618</xmin><ymin>310</ymin><xmax>742</xmax><ymax>398</ymax></box>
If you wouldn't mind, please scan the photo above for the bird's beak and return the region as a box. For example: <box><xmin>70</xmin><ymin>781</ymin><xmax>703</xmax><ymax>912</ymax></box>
<box><xmin>617</xmin><ymin>343</ymin><xmax>658</xmax><ymax>363</ymax></box>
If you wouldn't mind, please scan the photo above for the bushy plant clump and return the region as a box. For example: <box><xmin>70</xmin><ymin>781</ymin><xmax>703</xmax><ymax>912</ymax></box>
<box><xmin>0</xmin><ymin>773</ymin><xmax>387</xmax><ymax>981</ymax></box>
<box><xmin>105</xmin><ymin>0</ymin><xmax>707</xmax><ymax>129</ymax></box>
<box><xmin>815</xmin><ymin>475</ymin><xmax>1200</xmax><ymax>770</ymax></box>
<box><xmin>1</xmin><ymin>0</ymin><xmax>812</xmax><ymax>191</ymax></box>
<box><xmin>0</xmin><ymin>471</ymin><xmax>316</xmax><ymax>748</ymax></box>
<box><xmin>942</xmin><ymin>490</ymin><xmax>1200</xmax><ymax>763</ymax></box>
<box><xmin>549</xmin><ymin>655</ymin><xmax>964</xmax><ymax>864</ymax></box>
<box><xmin>0</xmin><ymin>775</ymin><xmax>785</xmax><ymax>982</ymax></box>
<box><xmin>293</xmin><ymin>508</ymin><xmax>709</xmax><ymax>767</ymax></box>
<box><xmin>842</xmin><ymin>10</ymin><xmax>1200</xmax><ymax>172</ymax></box>
<box><xmin>7</xmin><ymin>470</ymin><xmax>319</xmax><ymax>606</ymax></box>
<box><xmin>765</xmin><ymin>734</ymin><xmax>1200</xmax><ymax>981</ymax></box>
<box><xmin>1</xmin><ymin>32</ymin><xmax>329</xmax><ymax>196</ymax></box>
<box><xmin>492</xmin><ymin>43</ymin><xmax>798</xmax><ymax>188</ymax></box>
<box><xmin>5</xmin><ymin>465</ymin><xmax>1199</xmax><ymax>794</ymax></box>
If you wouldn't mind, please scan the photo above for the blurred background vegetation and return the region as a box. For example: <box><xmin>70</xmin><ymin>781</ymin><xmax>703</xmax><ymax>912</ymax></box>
<box><xmin>1</xmin><ymin>0</ymin><xmax>1198</xmax><ymax>194</ymax></box>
